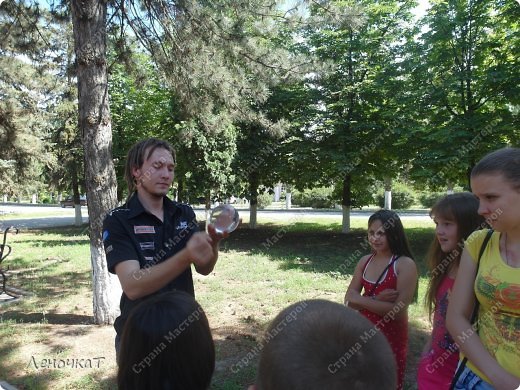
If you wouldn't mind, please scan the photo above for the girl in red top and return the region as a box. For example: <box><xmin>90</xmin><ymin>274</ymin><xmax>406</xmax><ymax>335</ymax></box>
<box><xmin>345</xmin><ymin>209</ymin><xmax>418</xmax><ymax>390</ymax></box>
<box><xmin>417</xmin><ymin>193</ymin><xmax>484</xmax><ymax>390</ymax></box>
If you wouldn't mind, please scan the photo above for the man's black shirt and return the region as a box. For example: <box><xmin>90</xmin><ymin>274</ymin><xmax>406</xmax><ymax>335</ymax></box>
<box><xmin>102</xmin><ymin>194</ymin><xmax>199</xmax><ymax>336</ymax></box>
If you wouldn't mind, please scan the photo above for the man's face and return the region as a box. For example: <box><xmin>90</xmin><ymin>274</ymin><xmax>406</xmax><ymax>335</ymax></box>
<box><xmin>133</xmin><ymin>147</ymin><xmax>175</xmax><ymax>198</ymax></box>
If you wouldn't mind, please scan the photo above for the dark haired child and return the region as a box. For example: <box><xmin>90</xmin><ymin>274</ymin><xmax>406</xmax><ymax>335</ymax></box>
<box><xmin>345</xmin><ymin>209</ymin><xmax>418</xmax><ymax>390</ymax></box>
<box><xmin>117</xmin><ymin>290</ymin><xmax>215</xmax><ymax>390</ymax></box>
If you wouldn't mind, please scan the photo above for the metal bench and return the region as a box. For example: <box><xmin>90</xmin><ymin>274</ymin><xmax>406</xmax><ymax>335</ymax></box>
<box><xmin>0</xmin><ymin>226</ymin><xmax>19</xmax><ymax>299</ymax></box>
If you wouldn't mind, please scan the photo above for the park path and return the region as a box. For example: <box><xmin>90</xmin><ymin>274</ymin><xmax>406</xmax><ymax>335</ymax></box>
<box><xmin>0</xmin><ymin>204</ymin><xmax>89</xmax><ymax>230</ymax></box>
<box><xmin>0</xmin><ymin>203</ymin><xmax>431</xmax><ymax>231</ymax></box>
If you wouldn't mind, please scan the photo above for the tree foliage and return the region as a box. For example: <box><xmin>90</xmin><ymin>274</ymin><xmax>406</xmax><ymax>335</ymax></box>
<box><xmin>407</xmin><ymin>0</ymin><xmax>519</xmax><ymax>189</ymax></box>
<box><xmin>0</xmin><ymin>2</ymin><xmax>60</xmax><ymax>197</ymax></box>
<box><xmin>300</xmin><ymin>0</ymin><xmax>417</xmax><ymax>230</ymax></box>
<box><xmin>112</xmin><ymin>0</ymin><xmax>305</xmax><ymax>135</ymax></box>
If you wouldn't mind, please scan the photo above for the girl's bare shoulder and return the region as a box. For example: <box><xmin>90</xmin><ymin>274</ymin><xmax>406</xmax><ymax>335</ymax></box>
<box><xmin>396</xmin><ymin>256</ymin><xmax>417</xmax><ymax>271</ymax></box>
<box><xmin>359</xmin><ymin>253</ymin><xmax>373</xmax><ymax>263</ymax></box>
<box><xmin>355</xmin><ymin>253</ymin><xmax>373</xmax><ymax>268</ymax></box>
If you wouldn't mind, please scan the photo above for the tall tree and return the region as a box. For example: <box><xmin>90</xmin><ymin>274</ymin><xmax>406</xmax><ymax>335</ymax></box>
<box><xmin>108</xmin><ymin>57</ymin><xmax>178</xmax><ymax>201</ymax></box>
<box><xmin>71</xmin><ymin>0</ymin><xmax>119</xmax><ymax>324</ymax></box>
<box><xmin>304</xmin><ymin>0</ymin><xmax>417</xmax><ymax>232</ymax></box>
<box><xmin>49</xmin><ymin>14</ymin><xmax>87</xmax><ymax>224</ymax></box>
<box><xmin>407</xmin><ymin>0</ymin><xmax>519</xmax><ymax>189</ymax></box>
<box><xmin>0</xmin><ymin>1</ymin><xmax>56</xmax><ymax>199</ymax></box>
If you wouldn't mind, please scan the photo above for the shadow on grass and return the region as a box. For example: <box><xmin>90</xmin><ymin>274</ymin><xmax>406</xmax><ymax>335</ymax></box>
<box><xmin>211</xmin><ymin>320</ymin><xmax>264</xmax><ymax>390</ymax></box>
<box><xmin>222</xmin><ymin>225</ymin><xmax>433</xmax><ymax>277</ymax></box>
<box><xmin>6</xmin><ymin>270</ymin><xmax>92</xmax><ymax>303</ymax></box>
<box><xmin>406</xmin><ymin>323</ymin><xmax>431</xmax><ymax>389</ymax></box>
<box><xmin>0</xmin><ymin>311</ymin><xmax>93</xmax><ymax>325</ymax></box>
<box><xmin>4</xmin><ymin>351</ymin><xmax>116</xmax><ymax>390</ymax></box>
<box><xmin>0</xmin><ymin>222</ymin><xmax>435</xmax><ymax>389</ymax></box>
<box><xmin>28</xmin><ymin>225</ymin><xmax>90</xmax><ymax>236</ymax></box>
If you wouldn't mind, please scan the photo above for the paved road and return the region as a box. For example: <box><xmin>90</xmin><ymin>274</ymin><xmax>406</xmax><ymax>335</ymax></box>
<box><xmin>0</xmin><ymin>204</ymin><xmax>89</xmax><ymax>230</ymax></box>
<box><xmin>0</xmin><ymin>203</ymin><xmax>430</xmax><ymax>230</ymax></box>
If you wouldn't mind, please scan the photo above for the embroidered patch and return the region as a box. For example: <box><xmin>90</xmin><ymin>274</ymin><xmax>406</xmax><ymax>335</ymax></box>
<box><xmin>134</xmin><ymin>225</ymin><xmax>155</xmax><ymax>234</ymax></box>
<box><xmin>102</xmin><ymin>230</ymin><xmax>109</xmax><ymax>241</ymax></box>
<box><xmin>140</xmin><ymin>242</ymin><xmax>155</xmax><ymax>250</ymax></box>
<box><xmin>105</xmin><ymin>245</ymin><xmax>113</xmax><ymax>254</ymax></box>
<box><xmin>175</xmin><ymin>221</ymin><xmax>188</xmax><ymax>230</ymax></box>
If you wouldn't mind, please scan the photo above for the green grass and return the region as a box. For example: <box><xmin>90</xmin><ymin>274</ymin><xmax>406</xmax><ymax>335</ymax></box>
<box><xmin>0</xmin><ymin>218</ymin><xmax>436</xmax><ymax>389</ymax></box>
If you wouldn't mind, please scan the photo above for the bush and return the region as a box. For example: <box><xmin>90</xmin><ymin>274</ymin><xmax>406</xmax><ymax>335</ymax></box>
<box><xmin>39</xmin><ymin>194</ymin><xmax>52</xmax><ymax>204</ymax></box>
<box><xmin>292</xmin><ymin>187</ymin><xmax>335</xmax><ymax>209</ymax></box>
<box><xmin>375</xmin><ymin>184</ymin><xmax>416</xmax><ymax>210</ymax></box>
<box><xmin>257</xmin><ymin>192</ymin><xmax>273</xmax><ymax>209</ymax></box>
<box><xmin>418</xmin><ymin>192</ymin><xmax>445</xmax><ymax>209</ymax></box>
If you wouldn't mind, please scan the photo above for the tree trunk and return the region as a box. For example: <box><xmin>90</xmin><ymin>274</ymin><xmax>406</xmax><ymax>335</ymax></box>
<box><xmin>384</xmin><ymin>177</ymin><xmax>392</xmax><ymax>210</ymax></box>
<box><xmin>205</xmin><ymin>190</ymin><xmax>211</xmax><ymax>224</ymax></box>
<box><xmin>71</xmin><ymin>0</ymin><xmax>120</xmax><ymax>325</ymax></box>
<box><xmin>177</xmin><ymin>173</ymin><xmax>184</xmax><ymax>202</ymax></box>
<box><xmin>341</xmin><ymin>174</ymin><xmax>352</xmax><ymax>233</ymax></box>
<box><xmin>285</xmin><ymin>184</ymin><xmax>292</xmax><ymax>209</ymax></box>
<box><xmin>71</xmin><ymin>160</ymin><xmax>83</xmax><ymax>226</ymax></box>
<box><xmin>249</xmin><ymin>172</ymin><xmax>259</xmax><ymax>229</ymax></box>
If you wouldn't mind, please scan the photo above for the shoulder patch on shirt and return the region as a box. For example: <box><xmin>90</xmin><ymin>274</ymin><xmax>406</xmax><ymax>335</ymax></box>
<box><xmin>176</xmin><ymin>221</ymin><xmax>188</xmax><ymax>230</ymax></box>
<box><xmin>134</xmin><ymin>225</ymin><xmax>156</xmax><ymax>234</ymax></box>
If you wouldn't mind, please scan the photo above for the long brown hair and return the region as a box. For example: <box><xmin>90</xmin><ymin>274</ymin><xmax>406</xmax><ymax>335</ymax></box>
<box><xmin>124</xmin><ymin>138</ymin><xmax>176</xmax><ymax>200</ymax></box>
<box><xmin>425</xmin><ymin>192</ymin><xmax>485</xmax><ymax>319</ymax></box>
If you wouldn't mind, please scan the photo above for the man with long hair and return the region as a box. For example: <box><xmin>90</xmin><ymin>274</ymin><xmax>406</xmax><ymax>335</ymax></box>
<box><xmin>102</xmin><ymin>138</ymin><xmax>224</xmax><ymax>360</ymax></box>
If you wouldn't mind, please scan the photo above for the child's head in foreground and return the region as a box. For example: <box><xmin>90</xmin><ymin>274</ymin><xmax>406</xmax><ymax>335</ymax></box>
<box><xmin>251</xmin><ymin>299</ymin><xmax>397</xmax><ymax>390</ymax></box>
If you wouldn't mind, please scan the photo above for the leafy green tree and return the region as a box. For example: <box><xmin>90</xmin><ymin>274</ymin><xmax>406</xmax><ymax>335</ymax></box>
<box><xmin>232</xmin><ymin>120</ymin><xmax>281</xmax><ymax>227</ymax></box>
<box><xmin>407</xmin><ymin>0</ymin><xmax>519</xmax><ymax>190</ymax></box>
<box><xmin>108</xmin><ymin>54</ymin><xmax>238</xmax><ymax>208</ymax></box>
<box><xmin>303</xmin><ymin>0</ymin><xmax>417</xmax><ymax>231</ymax></box>
<box><xmin>115</xmin><ymin>1</ymin><xmax>302</xmax><ymax>135</ymax></box>
<box><xmin>108</xmin><ymin>57</ymin><xmax>179</xmax><ymax>201</ymax></box>
<box><xmin>176</xmin><ymin>120</ymin><xmax>238</xmax><ymax>207</ymax></box>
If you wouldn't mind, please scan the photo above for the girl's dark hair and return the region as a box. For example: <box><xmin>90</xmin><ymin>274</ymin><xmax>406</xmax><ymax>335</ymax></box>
<box><xmin>124</xmin><ymin>138</ymin><xmax>176</xmax><ymax>197</ymax></box>
<box><xmin>424</xmin><ymin>193</ymin><xmax>485</xmax><ymax>319</ymax></box>
<box><xmin>471</xmin><ymin>147</ymin><xmax>520</xmax><ymax>190</ymax></box>
<box><xmin>368</xmin><ymin>209</ymin><xmax>414</xmax><ymax>259</ymax></box>
<box><xmin>117</xmin><ymin>291</ymin><xmax>215</xmax><ymax>390</ymax></box>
